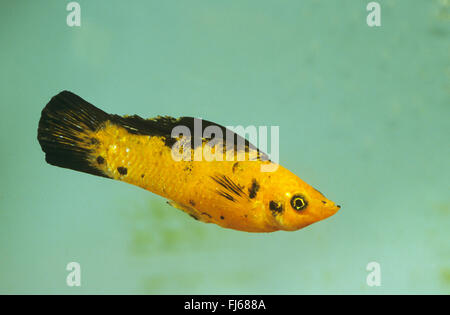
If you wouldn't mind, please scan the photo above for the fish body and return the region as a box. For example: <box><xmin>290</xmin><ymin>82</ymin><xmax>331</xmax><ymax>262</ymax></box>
<box><xmin>38</xmin><ymin>91</ymin><xmax>340</xmax><ymax>232</ymax></box>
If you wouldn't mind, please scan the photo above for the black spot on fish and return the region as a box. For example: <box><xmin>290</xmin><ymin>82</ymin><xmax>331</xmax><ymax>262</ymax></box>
<box><xmin>201</xmin><ymin>212</ymin><xmax>212</xmax><ymax>218</ymax></box>
<box><xmin>269</xmin><ymin>200</ymin><xmax>283</xmax><ymax>215</ymax></box>
<box><xmin>189</xmin><ymin>200</ymin><xmax>196</xmax><ymax>206</ymax></box>
<box><xmin>248</xmin><ymin>178</ymin><xmax>260</xmax><ymax>199</ymax></box>
<box><xmin>232</xmin><ymin>162</ymin><xmax>239</xmax><ymax>173</ymax></box>
<box><xmin>96</xmin><ymin>156</ymin><xmax>105</xmax><ymax>164</ymax></box>
<box><xmin>189</xmin><ymin>214</ymin><xmax>199</xmax><ymax>221</ymax></box>
<box><xmin>141</xmin><ymin>174</ymin><xmax>145</xmax><ymax>178</ymax></box>
<box><xmin>90</xmin><ymin>137</ymin><xmax>100</xmax><ymax>145</ymax></box>
<box><xmin>220</xmin><ymin>216</ymin><xmax>224</xmax><ymax>220</ymax></box>
<box><xmin>184</xmin><ymin>164</ymin><xmax>193</xmax><ymax>172</ymax></box>
<box><xmin>117</xmin><ymin>166</ymin><xmax>127</xmax><ymax>175</ymax></box>
<box><xmin>321</xmin><ymin>200</ymin><xmax>326</xmax><ymax>204</ymax></box>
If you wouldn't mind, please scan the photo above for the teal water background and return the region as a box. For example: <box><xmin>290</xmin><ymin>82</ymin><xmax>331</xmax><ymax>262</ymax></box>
<box><xmin>0</xmin><ymin>0</ymin><xmax>448</xmax><ymax>294</ymax></box>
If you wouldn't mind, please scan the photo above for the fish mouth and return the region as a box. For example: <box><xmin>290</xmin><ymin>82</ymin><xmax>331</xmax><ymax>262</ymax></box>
<box><xmin>327</xmin><ymin>203</ymin><xmax>341</xmax><ymax>214</ymax></box>
<box><xmin>320</xmin><ymin>200</ymin><xmax>341</xmax><ymax>215</ymax></box>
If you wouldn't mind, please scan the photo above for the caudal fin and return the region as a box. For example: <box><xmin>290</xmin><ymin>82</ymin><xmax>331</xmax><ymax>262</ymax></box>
<box><xmin>37</xmin><ymin>91</ymin><xmax>111</xmax><ymax>178</ymax></box>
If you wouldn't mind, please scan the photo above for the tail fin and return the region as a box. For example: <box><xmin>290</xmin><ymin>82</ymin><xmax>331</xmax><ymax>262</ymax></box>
<box><xmin>37</xmin><ymin>91</ymin><xmax>111</xmax><ymax>178</ymax></box>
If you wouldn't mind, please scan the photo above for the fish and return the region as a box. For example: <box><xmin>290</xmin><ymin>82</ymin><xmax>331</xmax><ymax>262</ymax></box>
<box><xmin>37</xmin><ymin>91</ymin><xmax>341</xmax><ymax>232</ymax></box>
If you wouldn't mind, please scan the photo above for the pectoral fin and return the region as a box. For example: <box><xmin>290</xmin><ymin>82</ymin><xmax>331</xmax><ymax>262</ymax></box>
<box><xmin>166</xmin><ymin>200</ymin><xmax>212</xmax><ymax>223</ymax></box>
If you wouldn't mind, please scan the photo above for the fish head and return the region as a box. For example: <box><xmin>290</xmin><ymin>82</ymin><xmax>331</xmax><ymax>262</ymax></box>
<box><xmin>262</xmin><ymin>166</ymin><xmax>341</xmax><ymax>231</ymax></box>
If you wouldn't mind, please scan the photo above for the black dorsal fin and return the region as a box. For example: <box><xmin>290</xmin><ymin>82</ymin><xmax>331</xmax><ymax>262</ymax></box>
<box><xmin>113</xmin><ymin>115</ymin><xmax>269</xmax><ymax>160</ymax></box>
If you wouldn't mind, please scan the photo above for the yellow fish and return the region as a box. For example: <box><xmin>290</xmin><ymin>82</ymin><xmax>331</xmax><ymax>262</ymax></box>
<box><xmin>37</xmin><ymin>91</ymin><xmax>340</xmax><ymax>232</ymax></box>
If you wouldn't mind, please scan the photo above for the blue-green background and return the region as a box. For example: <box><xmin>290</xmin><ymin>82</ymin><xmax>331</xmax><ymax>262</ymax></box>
<box><xmin>0</xmin><ymin>0</ymin><xmax>448</xmax><ymax>294</ymax></box>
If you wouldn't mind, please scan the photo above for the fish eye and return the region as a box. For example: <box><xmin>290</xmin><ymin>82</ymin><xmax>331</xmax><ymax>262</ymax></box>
<box><xmin>290</xmin><ymin>194</ymin><xmax>308</xmax><ymax>211</ymax></box>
